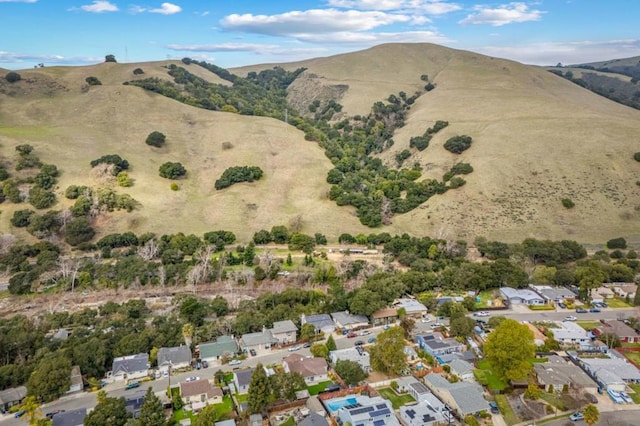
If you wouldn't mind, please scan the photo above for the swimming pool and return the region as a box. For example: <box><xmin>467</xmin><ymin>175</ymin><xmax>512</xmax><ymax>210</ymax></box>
<box><xmin>325</xmin><ymin>396</ymin><xmax>358</xmax><ymax>413</ymax></box>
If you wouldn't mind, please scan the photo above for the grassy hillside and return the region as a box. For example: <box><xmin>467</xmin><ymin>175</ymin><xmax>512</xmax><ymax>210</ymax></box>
<box><xmin>2</xmin><ymin>44</ymin><xmax>640</xmax><ymax>245</ymax></box>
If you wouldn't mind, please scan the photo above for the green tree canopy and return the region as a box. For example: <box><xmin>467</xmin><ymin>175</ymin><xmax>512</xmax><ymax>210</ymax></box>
<box><xmin>145</xmin><ymin>131</ymin><xmax>166</xmax><ymax>148</ymax></box>
<box><xmin>483</xmin><ymin>318</ymin><xmax>535</xmax><ymax>381</ymax></box>
<box><xmin>27</xmin><ymin>352</ymin><xmax>72</xmax><ymax>403</ymax></box>
<box><xmin>369</xmin><ymin>326</ymin><xmax>407</xmax><ymax>375</ymax></box>
<box><xmin>135</xmin><ymin>387</ymin><xmax>166</xmax><ymax>426</ymax></box>
<box><xmin>85</xmin><ymin>391</ymin><xmax>132</xmax><ymax>426</ymax></box>
<box><xmin>334</xmin><ymin>359</ymin><xmax>368</xmax><ymax>385</ymax></box>
<box><xmin>248</xmin><ymin>364</ymin><xmax>273</xmax><ymax>414</ymax></box>
<box><xmin>583</xmin><ymin>404</ymin><xmax>599</xmax><ymax>425</ymax></box>
<box><xmin>159</xmin><ymin>162</ymin><xmax>187</xmax><ymax>179</ymax></box>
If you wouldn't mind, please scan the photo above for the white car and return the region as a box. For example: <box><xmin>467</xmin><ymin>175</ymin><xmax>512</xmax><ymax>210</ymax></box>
<box><xmin>185</xmin><ymin>376</ymin><xmax>199</xmax><ymax>382</ymax></box>
<box><xmin>228</xmin><ymin>359</ymin><xmax>242</xmax><ymax>366</ymax></box>
<box><xmin>421</xmin><ymin>317</ymin><xmax>431</xmax><ymax>323</ymax></box>
<box><xmin>288</xmin><ymin>345</ymin><xmax>301</xmax><ymax>352</ymax></box>
<box><xmin>564</xmin><ymin>316</ymin><xmax>577</xmax><ymax>321</ymax></box>
<box><xmin>359</xmin><ymin>330</ymin><xmax>371</xmax><ymax>336</ymax></box>
<box><xmin>475</xmin><ymin>311</ymin><xmax>490</xmax><ymax>317</ymax></box>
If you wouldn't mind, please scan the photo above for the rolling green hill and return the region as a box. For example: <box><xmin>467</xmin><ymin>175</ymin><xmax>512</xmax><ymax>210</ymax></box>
<box><xmin>1</xmin><ymin>43</ymin><xmax>640</xmax><ymax>245</ymax></box>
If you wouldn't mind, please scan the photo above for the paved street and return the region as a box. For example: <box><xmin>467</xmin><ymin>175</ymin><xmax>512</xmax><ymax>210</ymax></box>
<box><xmin>541</xmin><ymin>408</ymin><xmax>640</xmax><ymax>426</ymax></box>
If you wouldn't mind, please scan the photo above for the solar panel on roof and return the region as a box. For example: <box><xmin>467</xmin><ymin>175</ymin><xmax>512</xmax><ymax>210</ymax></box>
<box><xmin>376</xmin><ymin>404</ymin><xmax>387</xmax><ymax>410</ymax></box>
<box><xmin>370</xmin><ymin>408</ymin><xmax>390</xmax><ymax>417</ymax></box>
<box><xmin>350</xmin><ymin>406</ymin><xmax>374</xmax><ymax>415</ymax></box>
<box><xmin>373</xmin><ymin>420</ymin><xmax>385</xmax><ymax>426</ymax></box>
<box><xmin>406</xmin><ymin>409</ymin><xmax>415</xmax><ymax>419</ymax></box>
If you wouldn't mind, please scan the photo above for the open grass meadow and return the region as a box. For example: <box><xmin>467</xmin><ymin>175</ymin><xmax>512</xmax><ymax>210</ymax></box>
<box><xmin>2</xmin><ymin>44</ymin><xmax>640</xmax><ymax>243</ymax></box>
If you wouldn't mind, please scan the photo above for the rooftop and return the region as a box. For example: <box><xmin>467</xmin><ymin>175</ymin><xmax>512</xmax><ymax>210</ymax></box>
<box><xmin>331</xmin><ymin>311</ymin><xmax>369</xmax><ymax>327</ymax></box>
<box><xmin>240</xmin><ymin>329</ymin><xmax>278</xmax><ymax>347</ymax></box>
<box><xmin>112</xmin><ymin>353</ymin><xmax>149</xmax><ymax>375</ymax></box>
<box><xmin>393</xmin><ymin>298</ymin><xmax>428</xmax><ymax>313</ymax></box>
<box><xmin>234</xmin><ymin>368</ymin><xmax>254</xmax><ymax>387</ymax></box>
<box><xmin>271</xmin><ymin>320</ymin><xmax>298</xmax><ymax>334</ymax></box>
<box><xmin>200</xmin><ymin>336</ymin><xmax>238</xmax><ymax>359</ymax></box>
<box><xmin>180</xmin><ymin>379</ymin><xmax>222</xmax><ymax>399</ymax></box>
<box><xmin>596</xmin><ymin>320</ymin><xmax>639</xmax><ymax>338</ymax></box>
<box><xmin>425</xmin><ymin>373</ymin><xmax>489</xmax><ymax>415</ymax></box>
<box><xmin>283</xmin><ymin>353</ymin><xmax>328</xmax><ymax>378</ymax></box>
<box><xmin>158</xmin><ymin>345</ymin><xmax>192</xmax><ymax>366</ymax></box>
<box><xmin>500</xmin><ymin>287</ymin><xmax>544</xmax><ymax>301</ymax></box>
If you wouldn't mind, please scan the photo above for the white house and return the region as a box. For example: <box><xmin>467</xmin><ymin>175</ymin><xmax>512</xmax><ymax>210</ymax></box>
<box><xmin>500</xmin><ymin>287</ymin><xmax>545</xmax><ymax>305</ymax></box>
<box><xmin>270</xmin><ymin>320</ymin><xmax>298</xmax><ymax>344</ymax></box>
<box><xmin>330</xmin><ymin>348</ymin><xmax>371</xmax><ymax>372</ymax></box>
<box><xmin>282</xmin><ymin>353</ymin><xmax>328</xmax><ymax>385</ymax></box>
<box><xmin>448</xmin><ymin>359</ymin><xmax>475</xmax><ymax>382</ymax></box>
<box><xmin>549</xmin><ymin>321</ymin><xmax>590</xmax><ymax>346</ymax></box>
<box><xmin>331</xmin><ymin>311</ymin><xmax>369</xmax><ymax>331</ymax></box>
<box><xmin>233</xmin><ymin>368</ymin><xmax>254</xmax><ymax>394</ymax></box>
<box><xmin>157</xmin><ymin>346</ymin><xmax>192</xmax><ymax>372</ymax></box>
<box><xmin>111</xmin><ymin>353</ymin><xmax>149</xmax><ymax>381</ymax></box>
<box><xmin>179</xmin><ymin>379</ymin><xmax>223</xmax><ymax>411</ymax></box>
<box><xmin>239</xmin><ymin>329</ymin><xmax>278</xmax><ymax>356</ymax></box>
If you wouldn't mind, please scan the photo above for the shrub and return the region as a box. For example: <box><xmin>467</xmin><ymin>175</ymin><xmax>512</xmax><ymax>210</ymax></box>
<box><xmin>28</xmin><ymin>187</ymin><xmax>56</xmax><ymax>209</ymax></box>
<box><xmin>0</xmin><ymin>166</ymin><xmax>9</xmax><ymax>181</ymax></box>
<box><xmin>409</xmin><ymin>135</ymin><xmax>431</xmax><ymax>151</ymax></box>
<box><xmin>214</xmin><ymin>166</ymin><xmax>263</xmax><ymax>190</ymax></box>
<box><xmin>159</xmin><ymin>162</ymin><xmax>187</xmax><ymax>179</ymax></box>
<box><xmin>133</xmin><ymin>68</ymin><xmax>144</xmax><ymax>75</ymax></box>
<box><xmin>170</xmin><ymin>183</ymin><xmax>179</xmax><ymax>191</ymax></box>
<box><xmin>444</xmin><ymin>135</ymin><xmax>473</xmax><ymax>154</ymax></box>
<box><xmin>634</xmin><ymin>152</ymin><xmax>640</xmax><ymax>162</ymax></box>
<box><xmin>105</xmin><ymin>54</ymin><xmax>117</xmax><ymax>63</ymax></box>
<box><xmin>145</xmin><ymin>131</ymin><xmax>166</xmax><ymax>147</ymax></box>
<box><xmin>90</xmin><ymin>154</ymin><xmax>129</xmax><ymax>175</ymax></box>
<box><xmin>395</xmin><ymin>149</ymin><xmax>411</xmax><ymax>166</ymax></box>
<box><xmin>606</xmin><ymin>237</ymin><xmax>627</xmax><ymax>249</ymax></box>
<box><xmin>117</xmin><ymin>171</ymin><xmax>133</xmax><ymax>187</ymax></box>
<box><xmin>85</xmin><ymin>76</ymin><xmax>102</xmax><ymax>86</ymax></box>
<box><xmin>561</xmin><ymin>198</ymin><xmax>575</xmax><ymax>209</ymax></box>
<box><xmin>3</xmin><ymin>180</ymin><xmax>22</xmax><ymax>203</ymax></box>
<box><xmin>65</xmin><ymin>217</ymin><xmax>95</xmax><ymax>246</ymax></box>
<box><xmin>5</xmin><ymin>72</ymin><xmax>21</xmax><ymax>83</ymax></box>
<box><xmin>11</xmin><ymin>209</ymin><xmax>35</xmax><ymax>227</ymax></box>
<box><xmin>222</xmin><ymin>141</ymin><xmax>234</xmax><ymax>150</ymax></box>
<box><xmin>65</xmin><ymin>185</ymin><xmax>92</xmax><ymax>199</ymax></box>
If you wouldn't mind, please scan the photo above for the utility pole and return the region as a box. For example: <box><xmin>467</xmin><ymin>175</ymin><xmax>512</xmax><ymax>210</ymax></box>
<box><xmin>284</xmin><ymin>108</ymin><xmax>288</xmax><ymax>124</ymax></box>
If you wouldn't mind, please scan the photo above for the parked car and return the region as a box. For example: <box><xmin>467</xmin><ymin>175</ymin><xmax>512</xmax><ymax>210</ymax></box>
<box><xmin>584</xmin><ymin>392</ymin><xmax>598</xmax><ymax>404</ymax></box>
<box><xmin>619</xmin><ymin>391</ymin><xmax>633</xmax><ymax>404</ymax></box>
<box><xmin>355</xmin><ymin>340</ymin><xmax>364</xmax><ymax>346</ymax></box>
<box><xmin>46</xmin><ymin>410</ymin><xmax>65</xmax><ymax>419</ymax></box>
<box><xmin>324</xmin><ymin>383</ymin><xmax>341</xmax><ymax>393</ymax></box>
<box><xmin>360</xmin><ymin>330</ymin><xmax>371</xmax><ymax>336</ymax></box>
<box><xmin>488</xmin><ymin>401</ymin><xmax>499</xmax><ymax>414</ymax></box>
<box><xmin>249</xmin><ymin>349</ymin><xmax>257</xmax><ymax>356</ymax></box>
<box><xmin>474</xmin><ymin>311</ymin><xmax>490</xmax><ymax>317</ymax></box>
<box><xmin>421</xmin><ymin>317</ymin><xmax>431</xmax><ymax>323</ymax></box>
<box><xmin>347</xmin><ymin>332</ymin><xmax>357</xmax><ymax>338</ymax></box>
<box><xmin>14</xmin><ymin>410</ymin><xmax>26</xmax><ymax>418</ymax></box>
<box><xmin>600</xmin><ymin>302</ymin><xmax>608</xmax><ymax>308</ymax></box>
<box><xmin>383</xmin><ymin>325</ymin><xmax>390</xmax><ymax>330</ymax></box>
<box><xmin>288</xmin><ymin>345</ymin><xmax>302</xmax><ymax>352</ymax></box>
<box><xmin>575</xmin><ymin>308</ymin><xmax>588</xmax><ymax>313</ymax></box>
<box><xmin>162</xmin><ymin>370</ymin><xmax>169</xmax><ymax>378</ymax></box>
<box><xmin>125</xmin><ymin>381</ymin><xmax>140</xmax><ymax>390</ymax></box>
<box><xmin>185</xmin><ymin>376</ymin><xmax>199</xmax><ymax>382</ymax></box>
<box><xmin>558</xmin><ymin>302</ymin><xmax>566</xmax><ymax>309</ymax></box>
<box><xmin>569</xmin><ymin>412</ymin><xmax>584</xmax><ymax>421</ymax></box>
<box><xmin>589</xmin><ymin>308</ymin><xmax>601</xmax><ymax>313</ymax></box>
<box><xmin>229</xmin><ymin>359</ymin><xmax>242</xmax><ymax>366</ymax></box>
<box><xmin>564</xmin><ymin>316</ymin><xmax>577</xmax><ymax>321</ymax></box>
<box><xmin>202</xmin><ymin>360</ymin><xmax>208</xmax><ymax>368</ymax></box>
<box><xmin>367</xmin><ymin>336</ymin><xmax>377</xmax><ymax>343</ymax></box>
<box><xmin>303</xmin><ymin>342</ymin><xmax>312</xmax><ymax>348</ymax></box>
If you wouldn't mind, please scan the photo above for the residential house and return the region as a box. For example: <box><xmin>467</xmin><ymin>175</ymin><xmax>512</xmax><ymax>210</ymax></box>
<box><xmin>282</xmin><ymin>353</ymin><xmax>329</xmax><ymax>385</ymax></box>
<box><xmin>393</xmin><ymin>298</ymin><xmax>429</xmax><ymax>319</ymax></box>
<box><xmin>52</xmin><ymin>408</ymin><xmax>87</xmax><ymax>426</ymax></box>
<box><xmin>533</xmin><ymin>361</ymin><xmax>597</xmax><ymax>393</ymax></box>
<box><xmin>395</xmin><ymin>376</ymin><xmax>433</xmax><ymax>403</ymax></box>
<box><xmin>111</xmin><ymin>353</ymin><xmax>149</xmax><ymax>381</ymax></box>
<box><xmin>331</xmin><ymin>311</ymin><xmax>369</xmax><ymax>331</ymax></box>
<box><xmin>199</xmin><ymin>336</ymin><xmax>239</xmax><ymax>367</ymax></box>
<box><xmin>215</xmin><ymin>420</ymin><xmax>236</xmax><ymax>426</ymax></box>
<box><xmin>234</xmin><ymin>368</ymin><xmax>254</xmax><ymax>394</ymax></box>
<box><xmin>524</xmin><ymin>323</ymin><xmax>548</xmax><ymax>347</ymax></box>
<box><xmin>590</xmin><ymin>287</ymin><xmax>615</xmax><ymax>303</ymax></box>
<box><xmin>67</xmin><ymin>365</ymin><xmax>83</xmax><ymax>394</ymax></box>
<box><xmin>180</xmin><ymin>379</ymin><xmax>223</xmax><ymax>410</ymax></box>
<box><xmin>449</xmin><ymin>359</ymin><xmax>475</xmax><ymax>382</ymax></box>
<box><xmin>404</xmin><ymin>345</ymin><xmax>418</xmax><ymax>362</ymax></box>
<box><xmin>416</xmin><ymin>332</ymin><xmax>465</xmax><ymax>359</ymax></box>
<box><xmin>0</xmin><ymin>386</ymin><xmax>27</xmax><ymax>414</ymax></box>
<box><xmin>299</xmin><ymin>412</ymin><xmax>330</xmax><ymax>426</ymax></box>
<box><xmin>301</xmin><ymin>314</ymin><xmax>336</xmax><ymax>335</ymax></box>
<box><xmin>549</xmin><ymin>321</ymin><xmax>590</xmax><ymax>347</ymax></box>
<box><xmin>499</xmin><ymin>287</ymin><xmax>545</xmax><ymax>305</ymax></box>
<box><xmin>239</xmin><ymin>329</ymin><xmax>278</xmax><ymax>356</ymax></box>
<box><xmin>610</xmin><ymin>283</ymin><xmax>637</xmax><ymax>300</ymax></box>
<box><xmin>330</xmin><ymin>347</ymin><xmax>371</xmax><ymax>372</ymax></box>
<box><xmin>424</xmin><ymin>373</ymin><xmax>490</xmax><ymax>417</ymax></box>
<box><xmin>331</xmin><ymin>395</ymin><xmax>399</xmax><ymax>426</ymax></box>
<box><xmin>399</xmin><ymin>395</ymin><xmax>447</xmax><ymax>426</ymax></box>
<box><xmin>158</xmin><ymin>345</ymin><xmax>192</xmax><ymax>372</ymax></box>
<box><xmin>576</xmin><ymin>355</ymin><xmax>640</xmax><ymax>392</ymax></box>
<box><xmin>530</xmin><ymin>285</ymin><xmax>576</xmax><ymax>303</ymax></box>
<box><xmin>593</xmin><ymin>320</ymin><xmax>640</xmax><ymax>343</ymax></box>
<box><xmin>125</xmin><ymin>390</ymin><xmax>146</xmax><ymax>418</ymax></box>
<box><xmin>371</xmin><ymin>307</ymin><xmax>398</xmax><ymax>326</ymax></box>
<box><xmin>270</xmin><ymin>320</ymin><xmax>298</xmax><ymax>344</ymax></box>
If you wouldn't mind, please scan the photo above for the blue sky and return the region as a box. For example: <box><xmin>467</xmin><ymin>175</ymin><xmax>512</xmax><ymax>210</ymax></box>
<box><xmin>1</xmin><ymin>0</ymin><xmax>639</xmax><ymax>70</ymax></box>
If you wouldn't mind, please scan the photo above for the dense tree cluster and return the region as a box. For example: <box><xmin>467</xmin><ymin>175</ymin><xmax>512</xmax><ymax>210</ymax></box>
<box><xmin>409</xmin><ymin>120</ymin><xmax>449</xmax><ymax>151</ymax></box>
<box><xmin>90</xmin><ymin>154</ymin><xmax>129</xmax><ymax>175</ymax></box>
<box><xmin>214</xmin><ymin>166</ymin><xmax>264</xmax><ymax>190</ymax></box>
<box><xmin>159</xmin><ymin>162</ymin><xmax>187</xmax><ymax>179</ymax></box>
<box><xmin>443</xmin><ymin>135</ymin><xmax>473</xmax><ymax>154</ymax></box>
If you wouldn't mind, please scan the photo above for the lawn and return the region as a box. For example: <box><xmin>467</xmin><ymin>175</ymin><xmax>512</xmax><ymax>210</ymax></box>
<box><xmin>627</xmin><ymin>384</ymin><xmax>640</xmax><ymax>404</ymax></box>
<box><xmin>280</xmin><ymin>417</ymin><xmax>296</xmax><ymax>426</ymax></box>
<box><xmin>377</xmin><ymin>387</ymin><xmax>416</xmax><ymax>409</ymax></box>
<box><xmin>474</xmin><ymin>360</ymin><xmax>508</xmax><ymax>392</ymax></box>
<box><xmin>606</xmin><ymin>297</ymin><xmax>632</xmax><ymax>308</ymax></box>
<box><xmin>236</xmin><ymin>393</ymin><xmax>248</xmax><ymax>403</ymax></box>
<box><xmin>173</xmin><ymin>408</ymin><xmax>196</xmax><ymax>423</ymax></box>
<box><xmin>214</xmin><ymin>395</ymin><xmax>235</xmax><ymax>418</ymax></box>
<box><xmin>494</xmin><ymin>395</ymin><xmax>519</xmax><ymax>426</ymax></box>
<box><xmin>622</xmin><ymin>351</ymin><xmax>640</xmax><ymax>366</ymax></box>
<box><xmin>307</xmin><ymin>380</ymin><xmax>333</xmax><ymax>396</ymax></box>
<box><xmin>576</xmin><ymin>321</ymin><xmax>601</xmax><ymax>331</ymax></box>
<box><xmin>539</xmin><ymin>392</ymin><xmax>568</xmax><ymax>411</ymax></box>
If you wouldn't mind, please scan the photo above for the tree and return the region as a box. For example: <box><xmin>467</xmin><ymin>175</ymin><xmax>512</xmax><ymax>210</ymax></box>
<box><xmin>326</xmin><ymin>335</ymin><xmax>337</xmax><ymax>352</ymax></box>
<box><xmin>288</xmin><ymin>233</ymin><xmax>316</xmax><ymax>254</ymax></box>
<box><xmin>310</xmin><ymin>344</ymin><xmax>328</xmax><ymax>359</ymax></box>
<box><xmin>450</xmin><ymin>317</ymin><xmax>476</xmax><ymax>338</ymax></box>
<box><xmin>443</xmin><ymin>135</ymin><xmax>472</xmax><ymax>154</ymax></box>
<box><xmin>598</xmin><ymin>332</ymin><xmax>621</xmax><ymax>348</ymax></box>
<box><xmin>105</xmin><ymin>54</ymin><xmax>117</xmax><ymax>62</ymax></box>
<box><xmin>5</xmin><ymin>71</ymin><xmax>21</xmax><ymax>83</ymax></box>
<box><xmin>135</xmin><ymin>387</ymin><xmax>166</xmax><ymax>426</ymax></box>
<box><xmin>85</xmin><ymin>392</ymin><xmax>132</xmax><ymax>426</ymax></box>
<box><xmin>399</xmin><ymin>317</ymin><xmax>415</xmax><ymax>339</ymax></box>
<box><xmin>300</xmin><ymin>323</ymin><xmax>316</xmax><ymax>341</ymax></box>
<box><xmin>18</xmin><ymin>395</ymin><xmax>44</xmax><ymax>426</ymax></box>
<box><xmin>369</xmin><ymin>326</ymin><xmax>406</xmax><ymax>375</ymax></box>
<box><xmin>334</xmin><ymin>360</ymin><xmax>367</xmax><ymax>385</ymax></box>
<box><xmin>159</xmin><ymin>162</ymin><xmax>187</xmax><ymax>179</ymax></box>
<box><xmin>27</xmin><ymin>353</ymin><xmax>72</xmax><ymax>403</ymax></box>
<box><xmin>145</xmin><ymin>131</ymin><xmax>166</xmax><ymax>148</ymax></box>
<box><xmin>483</xmin><ymin>319</ymin><xmax>535</xmax><ymax>381</ymax></box>
<box><xmin>64</xmin><ymin>217</ymin><xmax>95</xmax><ymax>246</ymax></box>
<box><xmin>211</xmin><ymin>295</ymin><xmax>229</xmax><ymax>317</ymax></box>
<box><xmin>270</xmin><ymin>372</ymin><xmax>306</xmax><ymax>402</ymax></box>
<box><xmin>524</xmin><ymin>383</ymin><xmax>541</xmax><ymax>399</ymax></box>
<box><xmin>606</xmin><ymin>237</ymin><xmax>627</xmax><ymax>249</ymax></box>
<box><xmin>582</xmin><ymin>404</ymin><xmax>599</xmax><ymax>425</ymax></box>
<box><xmin>28</xmin><ymin>186</ymin><xmax>56</xmax><ymax>209</ymax></box>
<box><xmin>247</xmin><ymin>364</ymin><xmax>272</xmax><ymax>414</ymax></box>
<box><xmin>193</xmin><ymin>404</ymin><xmax>224</xmax><ymax>426</ymax></box>
<box><xmin>244</xmin><ymin>241</ymin><xmax>256</xmax><ymax>266</ymax></box>
<box><xmin>85</xmin><ymin>76</ymin><xmax>102</xmax><ymax>85</ymax></box>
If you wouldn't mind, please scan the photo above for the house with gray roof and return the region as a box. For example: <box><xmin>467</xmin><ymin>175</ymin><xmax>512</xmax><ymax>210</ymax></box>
<box><xmin>233</xmin><ymin>368</ymin><xmax>254</xmax><ymax>394</ymax></box>
<box><xmin>299</xmin><ymin>412</ymin><xmax>329</xmax><ymax>426</ymax></box>
<box><xmin>399</xmin><ymin>398</ymin><xmax>447</xmax><ymax>426</ymax></box>
<box><xmin>530</xmin><ymin>285</ymin><xmax>576</xmax><ymax>303</ymax></box>
<box><xmin>158</xmin><ymin>345</ymin><xmax>192</xmax><ymax>372</ymax></box>
<box><xmin>215</xmin><ymin>420</ymin><xmax>236</xmax><ymax>426</ymax></box>
<box><xmin>111</xmin><ymin>353</ymin><xmax>149</xmax><ymax>381</ymax></box>
<box><xmin>240</xmin><ymin>329</ymin><xmax>278</xmax><ymax>356</ymax></box>
<box><xmin>331</xmin><ymin>311</ymin><xmax>369</xmax><ymax>331</ymax></box>
<box><xmin>449</xmin><ymin>359</ymin><xmax>475</xmax><ymax>382</ymax></box>
<box><xmin>393</xmin><ymin>298</ymin><xmax>428</xmax><ymax>319</ymax></box>
<box><xmin>270</xmin><ymin>320</ymin><xmax>298</xmax><ymax>344</ymax></box>
<box><xmin>549</xmin><ymin>321</ymin><xmax>590</xmax><ymax>347</ymax></box>
<box><xmin>301</xmin><ymin>314</ymin><xmax>336</xmax><ymax>334</ymax></box>
<box><xmin>330</xmin><ymin>347</ymin><xmax>371</xmax><ymax>372</ymax></box>
<box><xmin>534</xmin><ymin>362</ymin><xmax>597</xmax><ymax>393</ymax></box>
<box><xmin>594</xmin><ymin>320</ymin><xmax>640</xmax><ymax>343</ymax></box>
<box><xmin>416</xmin><ymin>332</ymin><xmax>465</xmax><ymax>359</ymax></box>
<box><xmin>199</xmin><ymin>336</ymin><xmax>238</xmax><ymax>366</ymax></box>
<box><xmin>67</xmin><ymin>365</ymin><xmax>83</xmax><ymax>394</ymax></box>
<box><xmin>331</xmin><ymin>395</ymin><xmax>399</xmax><ymax>426</ymax></box>
<box><xmin>424</xmin><ymin>373</ymin><xmax>490</xmax><ymax>417</ymax></box>
<box><xmin>0</xmin><ymin>385</ymin><xmax>27</xmax><ymax>413</ymax></box>
<box><xmin>52</xmin><ymin>408</ymin><xmax>87</xmax><ymax>426</ymax></box>
<box><xmin>500</xmin><ymin>287</ymin><xmax>545</xmax><ymax>305</ymax></box>
<box><xmin>578</xmin><ymin>356</ymin><xmax>640</xmax><ymax>392</ymax></box>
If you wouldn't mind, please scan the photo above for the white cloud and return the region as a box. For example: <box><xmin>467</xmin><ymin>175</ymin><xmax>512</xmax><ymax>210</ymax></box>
<box><xmin>459</xmin><ymin>2</ymin><xmax>543</xmax><ymax>26</ymax></box>
<box><xmin>149</xmin><ymin>2</ymin><xmax>182</xmax><ymax>15</ymax></box>
<box><xmin>220</xmin><ymin>9</ymin><xmax>411</xmax><ymax>36</ymax></box>
<box><xmin>0</xmin><ymin>51</ymin><xmax>99</xmax><ymax>65</ymax></box>
<box><xmin>293</xmin><ymin>29</ymin><xmax>451</xmax><ymax>45</ymax></box>
<box><xmin>473</xmin><ymin>39</ymin><xmax>640</xmax><ymax>65</ymax></box>
<box><xmin>327</xmin><ymin>0</ymin><xmax>461</xmax><ymax>14</ymax></box>
<box><xmin>0</xmin><ymin>0</ymin><xmax>38</xmax><ymax>3</ymax></box>
<box><xmin>166</xmin><ymin>43</ymin><xmax>280</xmax><ymax>53</ymax></box>
<box><xmin>80</xmin><ymin>0</ymin><xmax>118</xmax><ymax>13</ymax></box>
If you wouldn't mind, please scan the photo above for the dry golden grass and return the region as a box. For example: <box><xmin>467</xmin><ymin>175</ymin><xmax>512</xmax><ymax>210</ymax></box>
<box><xmin>2</xmin><ymin>44</ymin><xmax>640</xmax><ymax>244</ymax></box>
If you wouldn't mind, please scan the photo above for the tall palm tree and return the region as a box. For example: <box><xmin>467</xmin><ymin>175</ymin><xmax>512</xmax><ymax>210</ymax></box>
<box><xmin>19</xmin><ymin>395</ymin><xmax>43</xmax><ymax>426</ymax></box>
<box><xmin>583</xmin><ymin>404</ymin><xmax>599</xmax><ymax>425</ymax></box>
<box><xmin>182</xmin><ymin>322</ymin><xmax>194</xmax><ymax>347</ymax></box>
